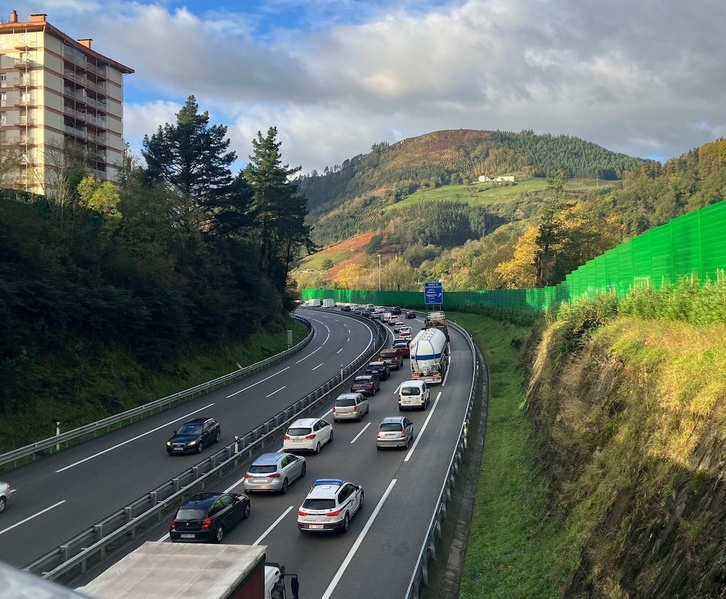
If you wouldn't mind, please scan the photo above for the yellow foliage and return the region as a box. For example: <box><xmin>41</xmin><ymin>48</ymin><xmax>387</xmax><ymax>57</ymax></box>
<box><xmin>495</xmin><ymin>225</ymin><xmax>538</xmax><ymax>288</ymax></box>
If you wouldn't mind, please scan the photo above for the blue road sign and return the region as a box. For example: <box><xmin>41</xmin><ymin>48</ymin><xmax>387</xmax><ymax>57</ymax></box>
<box><xmin>424</xmin><ymin>281</ymin><xmax>443</xmax><ymax>305</ymax></box>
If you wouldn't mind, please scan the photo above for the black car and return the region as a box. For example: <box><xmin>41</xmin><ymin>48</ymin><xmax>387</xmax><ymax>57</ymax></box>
<box><xmin>170</xmin><ymin>492</ymin><xmax>250</xmax><ymax>543</ymax></box>
<box><xmin>378</xmin><ymin>348</ymin><xmax>404</xmax><ymax>370</ymax></box>
<box><xmin>366</xmin><ymin>360</ymin><xmax>391</xmax><ymax>381</ymax></box>
<box><xmin>391</xmin><ymin>307</ymin><xmax>402</xmax><ymax>315</ymax></box>
<box><xmin>405</xmin><ymin>311</ymin><xmax>416</xmax><ymax>319</ymax></box>
<box><xmin>167</xmin><ymin>417</ymin><xmax>221</xmax><ymax>454</ymax></box>
<box><xmin>350</xmin><ymin>375</ymin><xmax>380</xmax><ymax>396</ymax></box>
<box><xmin>340</xmin><ymin>305</ymin><xmax>351</xmax><ymax>312</ymax></box>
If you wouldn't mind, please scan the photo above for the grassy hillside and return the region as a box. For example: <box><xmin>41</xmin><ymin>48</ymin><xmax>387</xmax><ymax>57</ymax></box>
<box><xmin>454</xmin><ymin>302</ymin><xmax>726</xmax><ymax>598</ymax></box>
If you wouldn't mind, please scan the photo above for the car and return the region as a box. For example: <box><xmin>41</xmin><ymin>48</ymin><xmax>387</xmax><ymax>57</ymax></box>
<box><xmin>392</xmin><ymin>340</ymin><xmax>410</xmax><ymax>358</ymax></box>
<box><xmin>297</xmin><ymin>479</ymin><xmax>364</xmax><ymax>533</ymax></box>
<box><xmin>388</xmin><ymin>315</ymin><xmax>400</xmax><ymax>327</ymax></box>
<box><xmin>379</xmin><ymin>348</ymin><xmax>404</xmax><ymax>370</ymax></box>
<box><xmin>405</xmin><ymin>311</ymin><xmax>416</xmax><ymax>319</ymax></box>
<box><xmin>167</xmin><ymin>417</ymin><xmax>221</xmax><ymax>454</ymax></box>
<box><xmin>398</xmin><ymin>325</ymin><xmax>413</xmax><ymax>337</ymax></box>
<box><xmin>391</xmin><ymin>307</ymin><xmax>402</xmax><ymax>315</ymax></box>
<box><xmin>340</xmin><ymin>305</ymin><xmax>351</xmax><ymax>312</ymax></box>
<box><xmin>350</xmin><ymin>374</ymin><xmax>380</xmax><ymax>396</ymax></box>
<box><xmin>284</xmin><ymin>417</ymin><xmax>333</xmax><ymax>454</ymax></box>
<box><xmin>398</xmin><ymin>380</ymin><xmax>431</xmax><ymax>410</ymax></box>
<box><xmin>243</xmin><ymin>452</ymin><xmax>307</xmax><ymax>494</ymax></box>
<box><xmin>366</xmin><ymin>360</ymin><xmax>391</xmax><ymax>381</ymax></box>
<box><xmin>333</xmin><ymin>393</ymin><xmax>369</xmax><ymax>422</ymax></box>
<box><xmin>169</xmin><ymin>491</ymin><xmax>250</xmax><ymax>543</ymax></box>
<box><xmin>0</xmin><ymin>482</ymin><xmax>10</xmax><ymax>513</ymax></box>
<box><xmin>361</xmin><ymin>309</ymin><xmax>372</xmax><ymax>317</ymax></box>
<box><xmin>376</xmin><ymin>416</ymin><xmax>415</xmax><ymax>450</ymax></box>
<box><xmin>393</xmin><ymin>320</ymin><xmax>405</xmax><ymax>332</ymax></box>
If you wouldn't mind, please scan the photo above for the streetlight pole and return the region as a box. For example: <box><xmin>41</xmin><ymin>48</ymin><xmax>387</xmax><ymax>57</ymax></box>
<box><xmin>377</xmin><ymin>254</ymin><xmax>381</xmax><ymax>291</ymax></box>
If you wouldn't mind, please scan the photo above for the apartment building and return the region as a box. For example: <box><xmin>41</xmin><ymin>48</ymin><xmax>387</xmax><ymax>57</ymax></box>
<box><xmin>0</xmin><ymin>10</ymin><xmax>133</xmax><ymax>195</ymax></box>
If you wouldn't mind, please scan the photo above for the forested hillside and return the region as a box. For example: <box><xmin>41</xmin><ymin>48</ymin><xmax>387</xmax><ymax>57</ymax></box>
<box><xmin>0</xmin><ymin>97</ymin><xmax>312</xmax><ymax>448</ymax></box>
<box><xmin>294</xmin><ymin>134</ymin><xmax>726</xmax><ymax>293</ymax></box>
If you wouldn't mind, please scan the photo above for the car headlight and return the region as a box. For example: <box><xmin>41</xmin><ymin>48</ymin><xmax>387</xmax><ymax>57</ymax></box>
<box><xmin>188</xmin><ymin>440</ymin><xmax>197</xmax><ymax>445</ymax></box>
<box><xmin>166</xmin><ymin>441</ymin><xmax>172</xmax><ymax>447</ymax></box>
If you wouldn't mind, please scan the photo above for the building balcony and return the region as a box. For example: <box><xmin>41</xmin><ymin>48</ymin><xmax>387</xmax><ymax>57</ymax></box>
<box><xmin>86</xmin><ymin>62</ymin><xmax>107</xmax><ymax>77</ymax></box>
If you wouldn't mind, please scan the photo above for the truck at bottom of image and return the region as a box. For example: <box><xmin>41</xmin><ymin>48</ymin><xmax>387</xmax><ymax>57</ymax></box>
<box><xmin>78</xmin><ymin>541</ymin><xmax>300</xmax><ymax>599</ymax></box>
<box><xmin>409</xmin><ymin>327</ymin><xmax>449</xmax><ymax>384</ymax></box>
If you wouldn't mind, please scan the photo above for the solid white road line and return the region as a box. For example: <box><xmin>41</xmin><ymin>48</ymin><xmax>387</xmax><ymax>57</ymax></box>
<box><xmin>350</xmin><ymin>422</ymin><xmax>371</xmax><ymax>443</ymax></box>
<box><xmin>321</xmin><ymin>479</ymin><xmax>398</xmax><ymax>599</ymax></box>
<box><xmin>404</xmin><ymin>391</ymin><xmax>442</xmax><ymax>462</ymax></box>
<box><xmin>0</xmin><ymin>500</ymin><xmax>66</xmax><ymax>536</ymax></box>
<box><xmin>55</xmin><ymin>404</ymin><xmax>215</xmax><ymax>473</ymax></box>
<box><xmin>227</xmin><ymin>367</ymin><xmax>290</xmax><ymax>397</ymax></box>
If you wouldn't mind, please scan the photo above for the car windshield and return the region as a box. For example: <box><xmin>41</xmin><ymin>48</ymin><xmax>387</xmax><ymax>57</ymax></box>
<box><xmin>380</xmin><ymin>350</ymin><xmax>397</xmax><ymax>357</ymax></box>
<box><xmin>302</xmin><ymin>498</ymin><xmax>336</xmax><ymax>510</ymax></box>
<box><xmin>401</xmin><ymin>387</ymin><xmax>421</xmax><ymax>396</ymax></box>
<box><xmin>380</xmin><ymin>422</ymin><xmax>404</xmax><ymax>432</ymax></box>
<box><xmin>175</xmin><ymin>508</ymin><xmax>206</xmax><ymax>520</ymax></box>
<box><xmin>354</xmin><ymin>377</ymin><xmax>370</xmax><ymax>383</ymax></box>
<box><xmin>177</xmin><ymin>423</ymin><xmax>202</xmax><ymax>435</ymax></box>
<box><xmin>336</xmin><ymin>398</ymin><xmax>356</xmax><ymax>407</ymax></box>
<box><xmin>287</xmin><ymin>427</ymin><xmax>312</xmax><ymax>436</ymax></box>
<box><xmin>249</xmin><ymin>464</ymin><xmax>277</xmax><ymax>474</ymax></box>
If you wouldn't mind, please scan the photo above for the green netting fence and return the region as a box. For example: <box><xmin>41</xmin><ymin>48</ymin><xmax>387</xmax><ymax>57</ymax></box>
<box><xmin>302</xmin><ymin>199</ymin><xmax>726</xmax><ymax>313</ymax></box>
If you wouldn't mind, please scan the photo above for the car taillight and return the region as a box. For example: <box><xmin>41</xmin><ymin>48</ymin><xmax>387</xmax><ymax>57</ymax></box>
<box><xmin>326</xmin><ymin>509</ymin><xmax>341</xmax><ymax>517</ymax></box>
<box><xmin>298</xmin><ymin>509</ymin><xmax>308</xmax><ymax>516</ymax></box>
<box><xmin>305</xmin><ymin>434</ymin><xmax>316</xmax><ymax>439</ymax></box>
<box><xmin>354</xmin><ymin>405</ymin><xmax>359</xmax><ymax>411</ymax></box>
<box><xmin>284</xmin><ymin>434</ymin><xmax>291</xmax><ymax>440</ymax></box>
<box><xmin>170</xmin><ymin>519</ymin><xmax>177</xmax><ymax>530</ymax></box>
<box><xmin>202</xmin><ymin>517</ymin><xmax>212</xmax><ymax>529</ymax></box>
<box><xmin>270</xmin><ymin>472</ymin><xmax>281</xmax><ymax>478</ymax></box>
<box><xmin>377</xmin><ymin>429</ymin><xmax>382</xmax><ymax>438</ymax></box>
<box><xmin>245</xmin><ymin>473</ymin><xmax>253</xmax><ymax>478</ymax></box>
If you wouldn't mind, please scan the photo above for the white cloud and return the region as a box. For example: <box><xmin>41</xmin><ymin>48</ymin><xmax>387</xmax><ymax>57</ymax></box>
<box><xmin>21</xmin><ymin>0</ymin><xmax>726</xmax><ymax>172</ymax></box>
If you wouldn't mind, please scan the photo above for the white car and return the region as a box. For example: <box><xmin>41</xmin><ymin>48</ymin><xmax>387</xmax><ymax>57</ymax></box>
<box><xmin>283</xmin><ymin>418</ymin><xmax>333</xmax><ymax>454</ymax></box>
<box><xmin>297</xmin><ymin>479</ymin><xmax>364</xmax><ymax>533</ymax></box>
<box><xmin>0</xmin><ymin>482</ymin><xmax>10</xmax><ymax>513</ymax></box>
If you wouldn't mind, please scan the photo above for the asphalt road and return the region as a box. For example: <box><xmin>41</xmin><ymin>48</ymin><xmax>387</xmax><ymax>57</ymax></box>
<box><xmin>1</xmin><ymin>309</ymin><xmax>476</xmax><ymax>599</ymax></box>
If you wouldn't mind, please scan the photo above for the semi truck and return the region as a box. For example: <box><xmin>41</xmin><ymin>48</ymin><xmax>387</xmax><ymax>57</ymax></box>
<box><xmin>78</xmin><ymin>542</ymin><xmax>299</xmax><ymax>599</ymax></box>
<box><xmin>409</xmin><ymin>327</ymin><xmax>449</xmax><ymax>384</ymax></box>
<box><xmin>424</xmin><ymin>311</ymin><xmax>449</xmax><ymax>342</ymax></box>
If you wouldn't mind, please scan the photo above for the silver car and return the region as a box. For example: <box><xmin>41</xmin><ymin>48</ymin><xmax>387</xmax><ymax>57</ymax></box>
<box><xmin>376</xmin><ymin>416</ymin><xmax>415</xmax><ymax>450</ymax></box>
<box><xmin>0</xmin><ymin>482</ymin><xmax>10</xmax><ymax>513</ymax></box>
<box><xmin>283</xmin><ymin>417</ymin><xmax>334</xmax><ymax>454</ymax></box>
<box><xmin>243</xmin><ymin>452</ymin><xmax>306</xmax><ymax>494</ymax></box>
<box><xmin>333</xmin><ymin>393</ymin><xmax>369</xmax><ymax>422</ymax></box>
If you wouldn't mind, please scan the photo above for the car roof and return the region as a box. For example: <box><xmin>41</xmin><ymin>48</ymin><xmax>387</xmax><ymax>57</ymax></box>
<box><xmin>354</xmin><ymin>375</ymin><xmax>373</xmax><ymax>380</ymax></box>
<box><xmin>251</xmin><ymin>452</ymin><xmax>287</xmax><ymax>465</ymax></box>
<box><xmin>306</xmin><ymin>479</ymin><xmax>347</xmax><ymax>498</ymax></box>
<box><xmin>184</xmin><ymin>492</ymin><xmax>226</xmax><ymax>508</ymax></box>
<box><xmin>184</xmin><ymin>417</ymin><xmax>211</xmax><ymax>425</ymax></box>
<box><xmin>381</xmin><ymin>416</ymin><xmax>407</xmax><ymax>424</ymax></box>
<box><xmin>368</xmin><ymin>360</ymin><xmax>385</xmax><ymax>365</ymax></box>
<box><xmin>336</xmin><ymin>393</ymin><xmax>362</xmax><ymax>400</ymax></box>
<box><xmin>289</xmin><ymin>418</ymin><xmax>319</xmax><ymax>427</ymax></box>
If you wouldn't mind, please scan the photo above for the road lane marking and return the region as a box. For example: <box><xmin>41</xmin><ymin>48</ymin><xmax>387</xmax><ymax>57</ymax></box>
<box><xmin>312</xmin><ymin>362</ymin><xmax>324</xmax><ymax>370</ymax></box>
<box><xmin>351</xmin><ymin>422</ymin><xmax>371</xmax><ymax>443</ymax></box>
<box><xmin>55</xmin><ymin>404</ymin><xmax>215</xmax><ymax>473</ymax></box>
<box><xmin>404</xmin><ymin>391</ymin><xmax>442</xmax><ymax>462</ymax></box>
<box><xmin>253</xmin><ymin>506</ymin><xmax>294</xmax><ymax>545</ymax></box>
<box><xmin>295</xmin><ymin>345</ymin><xmax>322</xmax><ymax>363</ymax></box>
<box><xmin>266</xmin><ymin>386</ymin><xmax>286</xmax><ymax>398</ymax></box>
<box><xmin>0</xmin><ymin>500</ymin><xmax>66</xmax><ymax>536</ymax></box>
<box><xmin>227</xmin><ymin>367</ymin><xmax>291</xmax><ymax>397</ymax></box>
<box><xmin>336</xmin><ymin>348</ymin><xmax>343</xmax><ymax>354</ymax></box>
<box><xmin>321</xmin><ymin>479</ymin><xmax>397</xmax><ymax>599</ymax></box>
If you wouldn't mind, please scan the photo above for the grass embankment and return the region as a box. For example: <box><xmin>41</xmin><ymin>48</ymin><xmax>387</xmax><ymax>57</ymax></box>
<box><xmin>0</xmin><ymin>319</ymin><xmax>309</xmax><ymax>452</ymax></box>
<box><xmin>450</xmin><ymin>313</ymin><xmax>559</xmax><ymax>598</ymax></box>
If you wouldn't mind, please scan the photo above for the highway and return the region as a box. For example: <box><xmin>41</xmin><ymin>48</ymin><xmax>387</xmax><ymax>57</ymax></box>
<box><xmin>0</xmin><ymin>309</ymin><xmax>477</xmax><ymax>598</ymax></box>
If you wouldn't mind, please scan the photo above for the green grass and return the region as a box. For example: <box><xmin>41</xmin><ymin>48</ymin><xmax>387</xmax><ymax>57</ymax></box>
<box><xmin>389</xmin><ymin>178</ymin><xmax>610</xmax><ymax>211</ymax></box>
<box><xmin>450</xmin><ymin>312</ymin><xmax>560</xmax><ymax>598</ymax></box>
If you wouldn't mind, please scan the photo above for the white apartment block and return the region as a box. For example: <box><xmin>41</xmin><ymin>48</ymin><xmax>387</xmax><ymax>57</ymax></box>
<box><xmin>0</xmin><ymin>10</ymin><xmax>133</xmax><ymax>195</ymax></box>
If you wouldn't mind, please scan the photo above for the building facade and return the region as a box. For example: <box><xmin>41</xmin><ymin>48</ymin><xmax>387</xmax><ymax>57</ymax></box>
<box><xmin>0</xmin><ymin>10</ymin><xmax>133</xmax><ymax>195</ymax></box>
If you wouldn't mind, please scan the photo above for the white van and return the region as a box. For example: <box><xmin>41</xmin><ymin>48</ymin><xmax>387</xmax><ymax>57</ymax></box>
<box><xmin>397</xmin><ymin>380</ymin><xmax>430</xmax><ymax>411</ymax></box>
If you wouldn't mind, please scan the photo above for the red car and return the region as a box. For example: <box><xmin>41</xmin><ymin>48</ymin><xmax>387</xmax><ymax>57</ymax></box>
<box><xmin>392</xmin><ymin>341</ymin><xmax>410</xmax><ymax>358</ymax></box>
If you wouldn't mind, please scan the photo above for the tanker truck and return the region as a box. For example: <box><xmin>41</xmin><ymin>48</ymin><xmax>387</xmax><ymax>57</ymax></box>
<box><xmin>409</xmin><ymin>327</ymin><xmax>449</xmax><ymax>384</ymax></box>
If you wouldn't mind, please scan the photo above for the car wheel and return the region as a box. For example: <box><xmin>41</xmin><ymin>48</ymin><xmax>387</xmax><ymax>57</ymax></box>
<box><xmin>329</xmin><ymin>430</ymin><xmax>333</xmax><ymax>443</ymax></box>
<box><xmin>315</xmin><ymin>442</ymin><xmax>321</xmax><ymax>454</ymax></box>
<box><xmin>242</xmin><ymin>501</ymin><xmax>251</xmax><ymax>519</ymax></box>
<box><xmin>215</xmin><ymin>431</ymin><xmax>221</xmax><ymax>443</ymax></box>
<box><xmin>301</xmin><ymin>462</ymin><xmax>307</xmax><ymax>477</ymax></box>
<box><xmin>215</xmin><ymin>525</ymin><xmax>224</xmax><ymax>543</ymax></box>
<box><xmin>341</xmin><ymin>513</ymin><xmax>350</xmax><ymax>533</ymax></box>
<box><xmin>376</xmin><ymin>445</ymin><xmax>381</xmax><ymax>451</ymax></box>
<box><xmin>281</xmin><ymin>478</ymin><xmax>289</xmax><ymax>494</ymax></box>
<box><xmin>0</xmin><ymin>497</ymin><xmax>5</xmax><ymax>513</ymax></box>
<box><xmin>197</xmin><ymin>442</ymin><xmax>204</xmax><ymax>453</ymax></box>
<box><xmin>359</xmin><ymin>491</ymin><xmax>365</xmax><ymax>510</ymax></box>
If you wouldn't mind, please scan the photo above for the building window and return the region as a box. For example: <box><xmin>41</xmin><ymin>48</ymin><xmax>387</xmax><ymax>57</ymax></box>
<box><xmin>0</xmin><ymin>114</ymin><xmax>6</xmax><ymax>126</ymax></box>
<box><xmin>0</xmin><ymin>93</ymin><xmax>6</xmax><ymax>107</ymax></box>
<box><xmin>0</xmin><ymin>74</ymin><xmax>6</xmax><ymax>88</ymax></box>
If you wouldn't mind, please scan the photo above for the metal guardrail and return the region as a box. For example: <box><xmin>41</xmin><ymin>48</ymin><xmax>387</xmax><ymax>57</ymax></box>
<box><xmin>0</xmin><ymin>315</ymin><xmax>314</xmax><ymax>471</ymax></box>
<box><xmin>25</xmin><ymin>314</ymin><xmax>389</xmax><ymax>583</ymax></box>
<box><xmin>404</xmin><ymin>321</ymin><xmax>480</xmax><ymax>599</ymax></box>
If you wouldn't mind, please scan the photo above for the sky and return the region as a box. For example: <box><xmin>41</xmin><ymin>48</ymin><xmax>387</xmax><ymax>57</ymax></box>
<box><xmin>18</xmin><ymin>0</ymin><xmax>726</xmax><ymax>175</ymax></box>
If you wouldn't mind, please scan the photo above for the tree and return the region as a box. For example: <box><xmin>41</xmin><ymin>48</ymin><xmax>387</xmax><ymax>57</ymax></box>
<box><xmin>495</xmin><ymin>225</ymin><xmax>538</xmax><ymax>289</ymax></box>
<box><xmin>535</xmin><ymin>170</ymin><xmax>573</xmax><ymax>287</ymax></box>
<box><xmin>141</xmin><ymin>96</ymin><xmax>236</xmax><ymax>232</ymax></box>
<box><xmin>244</xmin><ymin>127</ymin><xmax>315</xmax><ymax>293</ymax></box>
<box><xmin>382</xmin><ymin>256</ymin><xmax>418</xmax><ymax>291</ymax></box>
